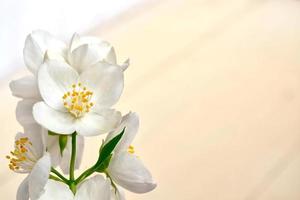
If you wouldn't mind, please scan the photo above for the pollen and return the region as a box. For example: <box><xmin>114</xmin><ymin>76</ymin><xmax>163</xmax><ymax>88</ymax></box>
<box><xmin>128</xmin><ymin>145</ymin><xmax>135</xmax><ymax>154</ymax></box>
<box><xmin>62</xmin><ymin>83</ymin><xmax>94</xmax><ymax>118</ymax></box>
<box><xmin>6</xmin><ymin>137</ymin><xmax>34</xmax><ymax>172</ymax></box>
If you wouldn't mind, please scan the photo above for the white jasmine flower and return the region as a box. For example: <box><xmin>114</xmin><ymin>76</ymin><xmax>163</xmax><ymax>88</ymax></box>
<box><xmin>105</xmin><ymin>112</ymin><xmax>157</xmax><ymax>193</ymax></box>
<box><xmin>6</xmin><ymin>125</ymin><xmax>51</xmax><ymax>200</ymax></box>
<box><xmin>33</xmin><ymin>58</ymin><xmax>123</xmax><ymax>136</ymax></box>
<box><xmin>38</xmin><ymin>175</ymin><xmax>110</xmax><ymax>200</ymax></box>
<box><xmin>8</xmin><ymin>30</ymin><xmax>157</xmax><ymax>200</ymax></box>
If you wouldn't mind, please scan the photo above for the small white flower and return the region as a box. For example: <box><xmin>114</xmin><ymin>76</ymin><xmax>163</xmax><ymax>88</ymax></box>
<box><xmin>105</xmin><ymin>112</ymin><xmax>157</xmax><ymax>194</ymax></box>
<box><xmin>33</xmin><ymin>58</ymin><xmax>123</xmax><ymax>136</ymax></box>
<box><xmin>6</xmin><ymin>125</ymin><xmax>51</xmax><ymax>200</ymax></box>
<box><xmin>38</xmin><ymin>175</ymin><xmax>110</xmax><ymax>200</ymax></box>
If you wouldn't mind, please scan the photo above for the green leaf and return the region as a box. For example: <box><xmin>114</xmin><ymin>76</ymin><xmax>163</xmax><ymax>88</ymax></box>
<box><xmin>95</xmin><ymin>154</ymin><xmax>112</xmax><ymax>172</ymax></box>
<box><xmin>99</xmin><ymin>139</ymin><xmax>105</xmax><ymax>153</ymax></box>
<box><xmin>99</xmin><ymin>128</ymin><xmax>125</xmax><ymax>163</ymax></box>
<box><xmin>59</xmin><ymin>135</ymin><xmax>68</xmax><ymax>156</ymax></box>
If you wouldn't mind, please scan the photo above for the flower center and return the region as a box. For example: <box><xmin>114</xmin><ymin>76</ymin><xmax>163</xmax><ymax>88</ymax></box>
<box><xmin>62</xmin><ymin>82</ymin><xmax>94</xmax><ymax>118</ymax></box>
<box><xmin>6</xmin><ymin>137</ymin><xmax>37</xmax><ymax>173</ymax></box>
<box><xmin>128</xmin><ymin>145</ymin><xmax>135</xmax><ymax>154</ymax></box>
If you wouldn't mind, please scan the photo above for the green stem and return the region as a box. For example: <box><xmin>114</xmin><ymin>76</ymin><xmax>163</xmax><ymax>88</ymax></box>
<box><xmin>69</xmin><ymin>132</ymin><xmax>77</xmax><ymax>194</ymax></box>
<box><xmin>75</xmin><ymin>164</ymin><xmax>97</xmax><ymax>184</ymax></box>
<box><xmin>51</xmin><ymin>167</ymin><xmax>69</xmax><ymax>183</ymax></box>
<box><xmin>49</xmin><ymin>175</ymin><xmax>65</xmax><ymax>183</ymax></box>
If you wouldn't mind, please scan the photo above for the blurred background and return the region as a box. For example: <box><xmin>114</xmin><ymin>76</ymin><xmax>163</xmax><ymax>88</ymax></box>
<box><xmin>1</xmin><ymin>0</ymin><xmax>300</xmax><ymax>199</ymax></box>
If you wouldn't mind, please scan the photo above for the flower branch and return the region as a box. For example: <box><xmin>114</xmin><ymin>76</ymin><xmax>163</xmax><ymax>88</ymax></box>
<box><xmin>8</xmin><ymin>30</ymin><xmax>156</xmax><ymax>200</ymax></box>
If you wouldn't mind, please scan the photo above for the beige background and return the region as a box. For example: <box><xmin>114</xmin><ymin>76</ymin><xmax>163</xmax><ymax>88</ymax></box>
<box><xmin>1</xmin><ymin>0</ymin><xmax>300</xmax><ymax>199</ymax></box>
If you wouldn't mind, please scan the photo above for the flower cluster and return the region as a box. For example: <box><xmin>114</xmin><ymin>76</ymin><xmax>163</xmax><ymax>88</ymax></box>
<box><xmin>8</xmin><ymin>30</ymin><xmax>156</xmax><ymax>200</ymax></box>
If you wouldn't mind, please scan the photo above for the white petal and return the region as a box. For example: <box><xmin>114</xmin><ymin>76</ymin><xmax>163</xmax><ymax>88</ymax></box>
<box><xmin>38</xmin><ymin>60</ymin><xmax>79</xmax><ymax>110</ymax></box>
<box><xmin>44</xmin><ymin>49</ymin><xmax>66</xmax><ymax>63</ymax></box>
<box><xmin>23</xmin><ymin>124</ymin><xmax>45</xmax><ymax>158</ymax></box>
<box><xmin>24</xmin><ymin>30</ymin><xmax>66</xmax><ymax>74</ymax></box>
<box><xmin>16</xmin><ymin>99</ymin><xmax>37</xmax><ymax>126</ymax></box>
<box><xmin>69</xmin><ymin>33</ymin><xmax>80</xmax><ymax>51</ymax></box>
<box><xmin>75</xmin><ymin>175</ymin><xmax>110</xmax><ymax>200</ymax></box>
<box><xmin>74</xmin><ymin>135</ymin><xmax>84</xmax><ymax>169</ymax></box>
<box><xmin>46</xmin><ymin>135</ymin><xmax>61</xmax><ymax>167</ymax></box>
<box><xmin>110</xmin><ymin>186</ymin><xmax>126</xmax><ymax>200</ymax></box>
<box><xmin>79</xmin><ymin>62</ymin><xmax>124</xmax><ymax>108</ymax></box>
<box><xmin>69</xmin><ymin>33</ymin><xmax>116</xmax><ymax>67</ymax></box>
<box><xmin>38</xmin><ymin>180</ymin><xmax>73</xmax><ymax>200</ymax></box>
<box><xmin>106</xmin><ymin>47</ymin><xmax>117</xmax><ymax>65</ymax></box>
<box><xmin>69</xmin><ymin>43</ymin><xmax>116</xmax><ymax>73</ymax></box>
<box><xmin>28</xmin><ymin>153</ymin><xmax>51</xmax><ymax>200</ymax></box>
<box><xmin>105</xmin><ymin>112</ymin><xmax>139</xmax><ymax>153</ymax></box>
<box><xmin>17</xmin><ymin>176</ymin><xmax>29</xmax><ymax>200</ymax></box>
<box><xmin>69</xmin><ymin>33</ymin><xmax>100</xmax><ymax>51</ymax></box>
<box><xmin>108</xmin><ymin>152</ymin><xmax>156</xmax><ymax>194</ymax></box>
<box><xmin>9</xmin><ymin>76</ymin><xmax>41</xmax><ymax>99</ymax></box>
<box><xmin>76</xmin><ymin>109</ymin><xmax>121</xmax><ymax>136</ymax></box>
<box><xmin>59</xmin><ymin>135</ymin><xmax>85</xmax><ymax>174</ymax></box>
<box><xmin>33</xmin><ymin>102</ymin><xmax>76</xmax><ymax>134</ymax></box>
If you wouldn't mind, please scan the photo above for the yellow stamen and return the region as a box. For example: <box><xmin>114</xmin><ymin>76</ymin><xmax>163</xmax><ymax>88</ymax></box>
<box><xmin>128</xmin><ymin>145</ymin><xmax>135</xmax><ymax>154</ymax></box>
<box><xmin>62</xmin><ymin>83</ymin><xmax>94</xmax><ymax>118</ymax></box>
<box><xmin>7</xmin><ymin>137</ymin><xmax>34</xmax><ymax>172</ymax></box>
